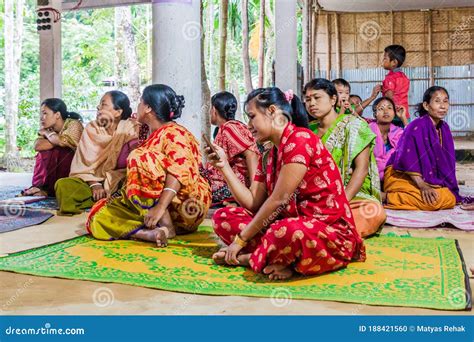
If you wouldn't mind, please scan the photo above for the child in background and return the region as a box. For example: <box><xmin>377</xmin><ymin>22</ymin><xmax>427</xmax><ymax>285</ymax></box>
<box><xmin>349</xmin><ymin>94</ymin><xmax>362</xmax><ymax>108</ymax></box>
<box><xmin>333</xmin><ymin>79</ymin><xmax>381</xmax><ymax>116</ymax></box>
<box><xmin>382</xmin><ymin>45</ymin><xmax>410</xmax><ymax>127</ymax></box>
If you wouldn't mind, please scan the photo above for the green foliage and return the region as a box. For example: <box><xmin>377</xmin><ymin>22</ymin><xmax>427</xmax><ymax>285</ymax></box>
<box><xmin>1</xmin><ymin>0</ymin><xmax>303</xmax><ymax>160</ymax></box>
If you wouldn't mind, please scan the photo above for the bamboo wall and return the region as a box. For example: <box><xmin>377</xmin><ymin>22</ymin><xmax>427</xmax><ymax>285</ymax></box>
<box><xmin>311</xmin><ymin>7</ymin><xmax>474</xmax><ymax>73</ymax></box>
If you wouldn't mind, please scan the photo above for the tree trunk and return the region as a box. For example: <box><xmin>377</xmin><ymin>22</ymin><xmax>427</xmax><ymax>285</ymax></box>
<box><xmin>207</xmin><ymin>0</ymin><xmax>214</xmax><ymax>93</ymax></box>
<box><xmin>114</xmin><ymin>8</ymin><xmax>125</xmax><ymax>90</ymax></box>
<box><xmin>218</xmin><ymin>0</ymin><xmax>228</xmax><ymax>91</ymax></box>
<box><xmin>119</xmin><ymin>7</ymin><xmax>141</xmax><ymax>109</ymax></box>
<box><xmin>258</xmin><ymin>0</ymin><xmax>265</xmax><ymax>88</ymax></box>
<box><xmin>201</xmin><ymin>0</ymin><xmax>211</xmax><ymax>158</ymax></box>
<box><xmin>241</xmin><ymin>0</ymin><xmax>253</xmax><ymax>93</ymax></box>
<box><xmin>3</xmin><ymin>0</ymin><xmax>24</xmax><ymax>171</ymax></box>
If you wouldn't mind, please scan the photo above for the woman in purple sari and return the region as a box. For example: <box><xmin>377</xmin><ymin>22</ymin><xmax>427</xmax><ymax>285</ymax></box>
<box><xmin>384</xmin><ymin>86</ymin><xmax>473</xmax><ymax>210</ymax></box>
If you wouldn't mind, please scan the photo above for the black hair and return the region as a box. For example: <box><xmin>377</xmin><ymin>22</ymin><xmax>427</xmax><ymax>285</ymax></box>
<box><xmin>303</xmin><ymin>78</ymin><xmax>338</xmax><ymax>109</ymax></box>
<box><xmin>105</xmin><ymin>90</ymin><xmax>133</xmax><ymax>120</ymax></box>
<box><xmin>211</xmin><ymin>91</ymin><xmax>237</xmax><ymax>121</ymax></box>
<box><xmin>141</xmin><ymin>84</ymin><xmax>185</xmax><ymax>122</ymax></box>
<box><xmin>415</xmin><ymin>86</ymin><xmax>449</xmax><ymax>117</ymax></box>
<box><xmin>350</xmin><ymin>94</ymin><xmax>362</xmax><ymax>102</ymax></box>
<box><xmin>384</xmin><ymin>44</ymin><xmax>406</xmax><ymax>67</ymax></box>
<box><xmin>244</xmin><ymin>87</ymin><xmax>309</xmax><ymax>128</ymax></box>
<box><xmin>332</xmin><ymin>78</ymin><xmax>351</xmax><ymax>92</ymax></box>
<box><xmin>372</xmin><ymin>96</ymin><xmax>396</xmax><ymax>117</ymax></box>
<box><xmin>41</xmin><ymin>98</ymin><xmax>82</xmax><ymax>121</ymax></box>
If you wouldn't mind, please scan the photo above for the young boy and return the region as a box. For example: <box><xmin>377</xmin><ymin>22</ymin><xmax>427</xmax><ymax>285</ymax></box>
<box><xmin>382</xmin><ymin>45</ymin><xmax>410</xmax><ymax>123</ymax></box>
<box><xmin>332</xmin><ymin>78</ymin><xmax>381</xmax><ymax>116</ymax></box>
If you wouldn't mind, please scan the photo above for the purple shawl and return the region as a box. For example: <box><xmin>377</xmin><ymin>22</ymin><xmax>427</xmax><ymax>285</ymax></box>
<box><xmin>387</xmin><ymin>115</ymin><xmax>471</xmax><ymax>204</ymax></box>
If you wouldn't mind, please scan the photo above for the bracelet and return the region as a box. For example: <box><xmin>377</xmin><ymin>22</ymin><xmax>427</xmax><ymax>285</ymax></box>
<box><xmin>233</xmin><ymin>233</ymin><xmax>248</xmax><ymax>248</ymax></box>
<box><xmin>89</xmin><ymin>183</ymin><xmax>102</xmax><ymax>188</ymax></box>
<box><xmin>163</xmin><ymin>187</ymin><xmax>178</xmax><ymax>195</ymax></box>
<box><xmin>46</xmin><ymin>131</ymin><xmax>56</xmax><ymax>138</ymax></box>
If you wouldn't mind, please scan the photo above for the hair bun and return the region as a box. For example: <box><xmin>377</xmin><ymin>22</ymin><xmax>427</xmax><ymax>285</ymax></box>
<box><xmin>175</xmin><ymin>95</ymin><xmax>185</xmax><ymax>111</ymax></box>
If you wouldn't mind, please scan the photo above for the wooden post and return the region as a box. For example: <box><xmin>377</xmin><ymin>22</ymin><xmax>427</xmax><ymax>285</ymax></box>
<box><xmin>311</xmin><ymin>6</ymin><xmax>318</xmax><ymax>78</ymax></box>
<box><xmin>427</xmin><ymin>10</ymin><xmax>434</xmax><ymax>86</ymax></box>
<box><xmin>335</xmin><ymin>12</ymin><xmax>341</xmax><ymax>78</ymax></box>
<box><xmin>302</xmin><ymin>0</ymin><xmax>309</xmax><ymax>84</ymax></box>
<box><xmin>325</xmin><ymin>13</ymin><xmax>331</xmax><ymax>79</ymax></box>
<box><xmin>390</xmin><ymin>11</ymin><xmax>394</xmax><ymax>44</ymax></box>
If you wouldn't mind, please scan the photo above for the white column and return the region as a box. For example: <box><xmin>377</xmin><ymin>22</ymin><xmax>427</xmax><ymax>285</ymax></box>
<box><xmin>274</xmin><ymin>0</ymin><xmax>297</xmax><ymax>92</ymax></box>
<box><xmin>38</xmin><ymin>0</ymin><xmax>62</xmax><ymax>101</ymax></box>
<box><xmin>152</xmin><ymin>0</ymin><xmax>202</xmax><ymax>139</ymax></box>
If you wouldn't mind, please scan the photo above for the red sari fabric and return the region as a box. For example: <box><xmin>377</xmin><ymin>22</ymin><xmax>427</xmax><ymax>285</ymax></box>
<box><xmin>212</xmin><ymin>123</ymin><xmax>365</xmax><ymax>275</ymax></box>
<box><xmin>32</xmin><ymin>146</ymin><xmax>75</xmax><ymax>196</ymax></box>
<box><xmin>204</xmin><ymin>120</ymin><xmax>259</xmax><ymax>201</ymax></box>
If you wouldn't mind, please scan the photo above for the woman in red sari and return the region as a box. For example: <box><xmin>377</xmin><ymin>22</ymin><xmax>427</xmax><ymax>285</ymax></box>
<box><xmin>202</xmin><ymin>91</ymin><xmax>260</xmax><ymax>205</ymax></box>
<box><xmin>206</xmin><ymin>88</ymin><xmax>365</xmax><ymax>280</ymax></box>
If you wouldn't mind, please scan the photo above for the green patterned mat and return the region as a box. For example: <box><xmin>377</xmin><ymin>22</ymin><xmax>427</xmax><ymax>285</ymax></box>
<box><xmin>0</xmin><ymin>227</ymin><xmax>470</xmax><ymax>310</ymax></box>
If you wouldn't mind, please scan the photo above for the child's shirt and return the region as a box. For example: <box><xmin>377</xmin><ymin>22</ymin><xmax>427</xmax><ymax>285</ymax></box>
<box><xmin>382</xmin><ymin>67</ymin><xmax>410</xmax><ymax>118</ymax></box>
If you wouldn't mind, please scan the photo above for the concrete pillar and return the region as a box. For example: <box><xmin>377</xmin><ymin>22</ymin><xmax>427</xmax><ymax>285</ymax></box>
<box><xmin>38</xmin><ymin>0</ymin><xmax>62</xmax><ymax>101</ymax></box>
<box><xmin>152</xmin><ymin>0</ymin><xmax>202</xmax><ymax>139</ymax></box>
<box><xmin>274</xmin><ymin>0</ymin><xmax>297</xmax><ymax>92</ymax></box>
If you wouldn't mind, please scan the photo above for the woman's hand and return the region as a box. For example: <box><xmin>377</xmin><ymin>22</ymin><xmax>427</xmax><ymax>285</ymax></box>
<box><xmin>224</xmin><ymin>241</ymin><xmax>243</xmax><ymax>265</ymax></box>
<box><xmin>395</xmin><ymin>106</ymin><xmax>406</xmax><ymax>119</ymax></box>
<box><xmin>144</xmin><ymin>205</ymin><xmax>165</xmax><ymax>229</ymax></box>
<box><xmin>419</xmin><ymin>183</ymin><xmax>439</xmax><ymax>206</ymax></box>
<box><xmin>91</xmin><ymin>184</ymin><xmax>107</xmax><ymax>201</ymax></box>
<box><xmin>38</xmin><ymin>128</ymin><xmax>50</xmax><ymax>137</ymax></box>
<box><xmin>204</xmin><ymin>144</ymin><xmax>228</xmax><ymax>169</ymax></box>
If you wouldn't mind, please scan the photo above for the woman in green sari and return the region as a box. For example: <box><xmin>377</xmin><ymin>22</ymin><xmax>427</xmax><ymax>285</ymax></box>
<box><xmin>304</xmin><ymin>78</ymin><xmax>385</xmax><ymax>238</ymax></box>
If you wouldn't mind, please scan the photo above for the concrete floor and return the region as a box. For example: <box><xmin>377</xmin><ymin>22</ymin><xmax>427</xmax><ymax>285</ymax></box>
<box><xmin>0</xmin><ymin>172</ymin><xmax>473</xmax><ymax>315</ymax></box>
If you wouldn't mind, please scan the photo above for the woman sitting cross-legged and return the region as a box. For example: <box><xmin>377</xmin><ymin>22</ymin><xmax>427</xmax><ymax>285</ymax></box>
<box><xmin>368</xmin><ymin>96</ymin><xmax>406</xmax><ymax>183</ymax></box>
<box><xmin>206</xmin><ymin>87</ymin><xmax>365</xmax><ymax>280</ymax></box>
<box><xmin>384</xmin><ymin>86</ymin><xmax>474</xmax><ymax>210</ymax></box>
<box><xmin>202</xmin><ymin>91</ymin><xmax>260</xmax><ymax>206</ymax></box>
<box><xmin>55</xmin><ymin>91</ymin><xmax>139</xmax><ymax>215</ymax></box>
<box><xmin>87</xmin><ymin>84</ymin><xmax>211</xmax><ymax>247</ymax></box>
<box><xmin>20</xmin><ymin>98</ymin><xmax>83</xmax><ymax>197</ymax></box>
<box><xmin>305</xmin><ymin>78</ymin><xmax>386</xmax><ymax>238</ymax></box>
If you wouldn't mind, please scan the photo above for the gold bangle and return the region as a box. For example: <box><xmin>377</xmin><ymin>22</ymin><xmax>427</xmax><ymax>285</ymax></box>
<box><xmin>233</xmin><ymin>233</ymin><xmax>248</xmax><ymax>248</ymax></box>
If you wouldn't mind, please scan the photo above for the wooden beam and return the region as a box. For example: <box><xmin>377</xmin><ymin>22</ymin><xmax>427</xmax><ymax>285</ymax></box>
<box><xmin>335</xmin><ymin>12</ymin><xmax>341</xmax><ymax>78</ymax></box>
<box><xmin>427</xmin><ymin>10</ymin><xmax>434</xmax><ymax>86</ymax></box>
<box><xmin>390</xmin><ymin>10</ymin><xmax>394</xmax><ymax>44</ymax></box>
<box><xmin>311</xmin><ymin>6</ymin><xmax>318</xmax><ymax>78</ymax></box>
<box><xmin>61</xmin><ymin>0</ymin><xmax>148</xmax><ymax>11</ymax></box>
<box><xmin>302</xmin><ymin>0</ymin><xmax>310</xmax><ymax>83</ymax></box>
<box><xmin>326</xmin><ymin>13</ymin><xmax>331</xmax><ymax>78</ymax></box>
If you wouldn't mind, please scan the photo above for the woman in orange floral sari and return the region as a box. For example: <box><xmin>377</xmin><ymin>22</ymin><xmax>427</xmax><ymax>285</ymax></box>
<box><xmin>87</xmin><ymin>84</ymin><xmax>211</xmax><ymax>247</ymax></box>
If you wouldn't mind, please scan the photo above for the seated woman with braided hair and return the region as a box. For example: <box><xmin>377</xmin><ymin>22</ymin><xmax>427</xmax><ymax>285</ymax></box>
<box><xmin>206</xmin><ymin>87</ymin><xmax>365</xmax><ymax>280</ymax></box>
<box><xmin>87</xmin><ymin>84</ymin><xmax>211</xmax><ymax>247</ymax></box>
<box><xmin>201</xmin><ymin>91</ymin><xmax>260</xmax><ymax>206</ymax></box>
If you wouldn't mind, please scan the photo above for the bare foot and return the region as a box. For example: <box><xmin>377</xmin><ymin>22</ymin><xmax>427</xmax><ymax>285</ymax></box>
<box><xmin>212</xmin><ymin>250</ymin><xmax>251</xmax><ymax>266</ymax></box>
<box><xmin>263</xmin><ymin>264</ymin><xmax>293</xmax><ymax>280</ymax></box>
<box><xmin>461</xmin><ymin>203</ymin><xmax>474</xmax><ymax>211</ymax></box>
<box><xmin>131</xmin><ymin>226</ymin><xmax>176</xmax><ymax>248</ymax></box>
<box><xmin>155</xmin><ymin>226</ymin><xmax>176</xmax><ymax>248</ymax></box>
<box><xmin>212</xmin><ymin>247</ymin><xmax>228</xmax><ymax>265</ymax></box>
<box><xmin>20</xmin><ymin>186</ymin><xmax>42</xmax><ymax>197</ymax></box>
